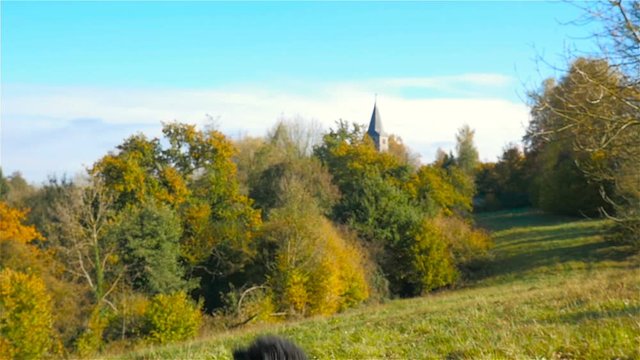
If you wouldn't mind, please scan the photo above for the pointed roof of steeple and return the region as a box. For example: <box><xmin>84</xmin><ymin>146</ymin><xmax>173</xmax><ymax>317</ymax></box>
<box><xmin>367</xmin><ymin>101</ymin><xmax>385</xmax><ymax>136</ymax></box>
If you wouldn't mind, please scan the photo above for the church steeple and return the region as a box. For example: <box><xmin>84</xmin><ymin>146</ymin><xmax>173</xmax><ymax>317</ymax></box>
<box><xmin>367</xmin><ymin>100</ymin><xmax>388</xmax><ymax>152</ymax></box>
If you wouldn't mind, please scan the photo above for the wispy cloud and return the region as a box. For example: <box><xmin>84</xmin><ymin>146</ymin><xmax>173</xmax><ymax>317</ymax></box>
<box><xmin>1</xmin><ymin>75</ymin><xmax>529</xmax><ymax>182</ymax></box>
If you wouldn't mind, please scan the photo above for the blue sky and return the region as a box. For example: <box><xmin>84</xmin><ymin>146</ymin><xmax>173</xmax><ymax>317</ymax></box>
<box><xmin>1</xmin><ymin>1</ymin><xmax>599</xmax><ymax>182</ymax></box>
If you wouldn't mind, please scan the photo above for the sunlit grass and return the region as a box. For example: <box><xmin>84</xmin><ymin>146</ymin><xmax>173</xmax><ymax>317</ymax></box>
<box><xmin>107</xmin><ymin>209</ymin><xmax>640</xmax><ymax>359</ymax></box>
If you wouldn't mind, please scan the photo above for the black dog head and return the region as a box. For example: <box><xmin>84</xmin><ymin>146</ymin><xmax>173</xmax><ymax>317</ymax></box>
<box><xmin>233</xmin><ymin>335</ymin><xmax>308</xmax><ymax>360</ymax></box>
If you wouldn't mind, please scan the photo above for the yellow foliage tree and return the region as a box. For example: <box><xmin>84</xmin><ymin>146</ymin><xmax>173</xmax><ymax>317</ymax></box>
<box><xmin>0</xmin><ymin>268</ymin><xmax>54</xmax><ymax>359</ymax></box>
<box><xmin>406</xmin><ymin>165</ymin><xmax>473</xmax><ymax>216</ymax></box>
<box><xmin>307</xmin><ymin>221</ymin><xmax>369</xmax><ymax>315</ymax></box>
<box><xmin>263</xmin><ymin>194</ymin><xmax>369</xmax><ymax>317</ymax></box>
<box><xmin>144</xmin><ymin>292</ymin><xmax>202</xmax><ymax>344</ymax></box>
<box><xmin>0</xmin><ymin>201</ymin><xmax>84</xmax><ymax>355</ymax></box>
<box><xmin>408</xmin><ymin>219</ymin><xmax>458</xmax><ymax>294</ymax></box>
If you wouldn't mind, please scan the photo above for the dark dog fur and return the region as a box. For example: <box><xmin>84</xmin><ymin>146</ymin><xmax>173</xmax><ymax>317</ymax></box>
<box><xmin>233</xmin><ymin>335</ymin><xmax>308</xmax><ymax>360</ymax></box>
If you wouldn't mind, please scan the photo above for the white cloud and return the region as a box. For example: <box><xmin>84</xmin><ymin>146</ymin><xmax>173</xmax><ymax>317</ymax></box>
<box><xmin>379</xmin><ymin>73</ymin><xmax>513</xmax><ymax>89</ymax></box>
<box><xmin>1</xmin><ymin>75</ymin><xmax>530</xmax><ymax>182</ymax></box>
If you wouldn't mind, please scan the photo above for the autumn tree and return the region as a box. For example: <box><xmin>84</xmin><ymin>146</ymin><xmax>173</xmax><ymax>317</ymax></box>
<box><xmin>143</xmin><ymin>291</ymin><xmax>202</xmax><ymax>344</ymax></box>
<box><xmin>387</xmin><ymin>135</ymin><xmax>421</xmax><ymax>168</ymax></box>
<box><xmin>93</xmin><ymin>122</ymin><xmax>261</xmax><ymax>310</ymax></box>
<box><xmin>404</xmin><ymin>219</ymin><xmax>458</xmax><ymax>294</ymax></box>
<box><xmin>233</xmin><ymin>136</ymin><xmax>266</xmax><ymax>196</ymax></box>
<box><xmin>527</xmin><ymin>58</ymin><xmax>634</xmax><ymax>218</ymax></box>
<box><xmin>0</xmin><ymin>201</ymin><xmax>42</xmax><ymax>249</ymax></box>
<box><xmin>528</xmin><ymin>1</ymin><xmax>640</xmax><ymax>243</ymax></box>
<box><xmin>406</xmin><ymin>165</ymin><xmax>472</xmax><ymax>216</ymax></box>
<box><xmin>0</xmin><ymin>201</ymin><xmax>87</xmax><ymax>355</ymax></box>
<box><xmin>260</xmin><ymin>189</ymin><xmax>369</xmax><ymax>317</ymax></box>
<box><xmin>0</xmin><ymin>268</ymin><xmax>55</xmax><ymax>359</ymax></box>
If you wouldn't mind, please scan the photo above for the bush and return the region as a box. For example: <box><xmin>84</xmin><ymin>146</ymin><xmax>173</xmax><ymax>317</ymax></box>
<box><xmin>406</xmin><ymin>219</ymin><xmax>458</xmax><ymax>294</ymax></box>
<box><xmin>0</xmin><ymin>268</ymin><xmax>54</xmax><ymax>359</ymax></box>
<box><xmin>144</xmin><ymin>292</ymin><xmax>202</xmax><ymax>344</ymax></box>
<box><xmin>432</xmin><ymin>216</ymin><xmax>493</xmax><ymax>269</ymax></box>
<box><xmin>219</xmin><ymin>285</ymin><xmax>276</xmax><ymax>327</ymax></box>
<box><xmin>263</xmin><ymin>200</ymin><xmax>370</xmax><ymax>317</ymax></box>
<box><xmin>103</xmin><ymin>293</ymin><xmax>150</xmax><ymax>342</ymax></box>
<box><xmin>75</xmin><ymin>307</ymin><xmax>110</xmax><ymax>357</ymax></box>
<box><xmin>306</xmin><ymin>220</ymin><xmax>369</xmax><ymax>315</ymax></box>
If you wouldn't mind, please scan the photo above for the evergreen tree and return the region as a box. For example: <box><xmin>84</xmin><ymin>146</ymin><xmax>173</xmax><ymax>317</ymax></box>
<box><xmin>110</xmin><ymin>201</ymin><xmax>188</xmax><ymax>295</ymax></box>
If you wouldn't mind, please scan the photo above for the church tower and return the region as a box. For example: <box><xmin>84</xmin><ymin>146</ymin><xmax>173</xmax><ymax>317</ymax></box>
<box><xmin>367</xmin><ymin>101</ymin><xmax>388</xmax><ymax>152</ymax></box>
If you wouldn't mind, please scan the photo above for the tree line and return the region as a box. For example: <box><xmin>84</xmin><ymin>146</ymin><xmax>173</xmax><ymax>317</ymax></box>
<box><xmin>0</xmin><ymin>119</ymin><xmax>490</xmax><ymax>358</ymax></box>
<box><xmin>476</xmin><ymin>1</ymin><xmax>639</xmax><ymax>247</ymax></box>
<box><xmin>2</xmin><ymin>2</ymin><xmax>638</xmax><ymax>357</ymax></box>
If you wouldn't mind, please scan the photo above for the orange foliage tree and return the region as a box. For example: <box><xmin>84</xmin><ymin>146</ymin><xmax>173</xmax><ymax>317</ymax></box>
<box><xmin>0</xmin><ymin>201</ymin><xmax>42</xmax><ymax>244</ymax></box>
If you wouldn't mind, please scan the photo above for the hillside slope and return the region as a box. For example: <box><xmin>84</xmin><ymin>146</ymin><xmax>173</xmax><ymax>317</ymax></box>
<box><xmin>110</xmin><ymin>209</ymin><xmax>639</xmax><ymax>360</ymax></box>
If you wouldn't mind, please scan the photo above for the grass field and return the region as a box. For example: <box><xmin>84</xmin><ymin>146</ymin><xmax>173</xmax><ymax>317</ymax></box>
<box><xmin>107</xmin><ymin>209</ymin><xmax>640</xmax><ymax>359</ymax></box>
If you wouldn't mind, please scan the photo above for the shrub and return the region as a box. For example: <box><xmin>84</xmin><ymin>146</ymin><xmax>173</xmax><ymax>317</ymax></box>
<box><xmin>225</xmin><ymin>285</ymin><xmax>277</xmax><ymax>325</ymax></box>
<box><xmin>306</xmin><ymin>221</ymin><xmax>369</xmax><ymax>315</ymax></box>
<box><xmin>407</xmin><ymin>219</ymin><xmax>458</xmax><ymax>294</ymax></box>
<box><xmin>75</xmin><ymin>307</ymin><xmax>110</xmax><ymax>357</ymax></box>
<box><xmin>263</xmin><ymin>200</ymin><xmax>370</xmax><ymax>317</ymax></box>
<box><xmin>0</xmin><ymin>268</ymin><xmax>54</xmax><ymax>359</ymax></box>
<box><xmin>144</xmin><ymin>292</ymin><xmax>202</xmax><ymax>344</ymax></box>
<box><xmin>433</xmin><ymin>216</ymin><xmax>493</xmax><ymax>269</ymax></box>
<box><xmin>103</xmin><ymin>293</ymin><xmax>150</xmax><ymax>342</ymax></box>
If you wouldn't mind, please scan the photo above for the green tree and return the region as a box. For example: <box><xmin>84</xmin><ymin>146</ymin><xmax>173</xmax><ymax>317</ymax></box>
<box><xmin>475</xmin><ymin>145</ymin><xmax>531</xmax><ymax>211</ymax></box>
<box><xmin>246</xmin><ymin>122</ymin><xmax>339</xmax><ymax>218</ymax></box>
<box><xmin>314</xmin><ymin>121</ymin><xmax>457</xmax><ymax>296</ymax></box>
<box><xmin>110</xmin><ymin>201</ymin><xmax>188</xmax><ymax>295</ymax></box>
<box><xmin>0</xmin><ymin>168</ymin><xmax>8</xmax><ymax>200</ymax></box>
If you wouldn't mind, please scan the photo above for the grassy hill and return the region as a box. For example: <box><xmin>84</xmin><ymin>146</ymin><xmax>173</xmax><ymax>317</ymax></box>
<box><xmin>108</xmin><ymin>209</ymin><xmax>639</xmax><ymax>359</ymax></box>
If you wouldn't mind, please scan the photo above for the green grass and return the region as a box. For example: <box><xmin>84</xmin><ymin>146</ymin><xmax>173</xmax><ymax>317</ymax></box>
<box><xmin>106</xmin><ymin>208</ymin><xmax>640</xmax><ymax>359</ymax></box>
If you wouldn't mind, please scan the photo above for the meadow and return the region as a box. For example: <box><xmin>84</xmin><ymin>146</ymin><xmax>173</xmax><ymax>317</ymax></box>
<box><xmin>107</xmin><ymin>209</ymin><xmax>640</xmax><ymax>359</ymax></box>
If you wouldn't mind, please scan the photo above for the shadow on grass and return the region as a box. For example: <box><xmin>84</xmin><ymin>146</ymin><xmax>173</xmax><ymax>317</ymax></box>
<box><xmin>489</xmin><ymin>240</ymin><xmax>630</xmax><ymax>277</ymax></box>
<box><xmin>471</xmin><ymin>208</ymin><xmax>635</xmax><ymax>281</ymax></box>
<box><xmin>552</xmin><ymin>306</ymin><xmax>640</xmax><ymax>324</ymax></box>
<box><xmin>496</xmin><ymin>229</ymin><xmax>602</xmax><ymax>249</ymax></box>
<box><xmin>475</xmin><ymin>208</ymin><xmax>582</xmax><ymax>232</ymax></box>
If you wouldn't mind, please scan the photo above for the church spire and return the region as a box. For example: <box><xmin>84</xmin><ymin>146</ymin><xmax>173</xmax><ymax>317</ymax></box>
<box><xmin>367</xmin><ymin>99</ymin><xmax>388</xmax><ymax>152</ymax></box>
